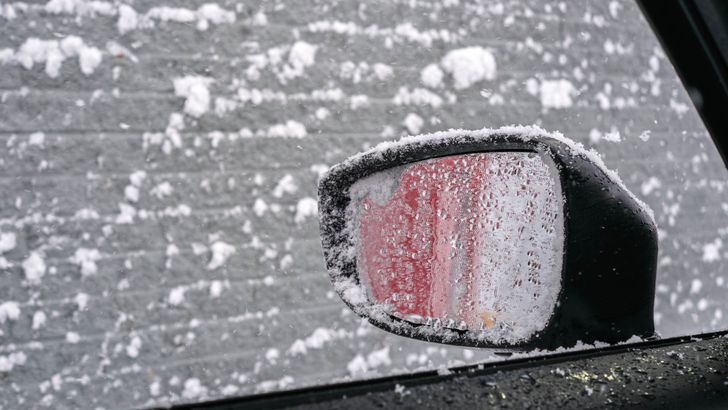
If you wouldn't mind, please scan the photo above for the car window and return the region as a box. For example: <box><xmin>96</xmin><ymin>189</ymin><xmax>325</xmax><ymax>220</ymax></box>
<box><xmin>0</xmin><ymin>0</ymin><xmax>726</xmax><ymax>407</ymax></box>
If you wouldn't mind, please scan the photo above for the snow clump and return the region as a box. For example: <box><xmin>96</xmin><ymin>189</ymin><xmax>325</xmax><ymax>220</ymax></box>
<box><xmin>3</xmin><ymin>36</ymin><xmax>103</xmax><ymax>78</ymax></box>
<box><xmin>440</xmin><ymin>47</ymin><xmax>496</xmax><ymax>89</ymax></box>
<box><xmin>173</xmin><ymin>76</ymin><xmax>214</xmax><ymax>118</ymax></box>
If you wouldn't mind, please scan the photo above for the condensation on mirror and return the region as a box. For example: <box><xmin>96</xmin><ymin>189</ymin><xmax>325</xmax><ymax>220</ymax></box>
<box><xmin>348</xmin><ymin>152</ymin><xmax>565</xmax><ymax>344</ymax></box>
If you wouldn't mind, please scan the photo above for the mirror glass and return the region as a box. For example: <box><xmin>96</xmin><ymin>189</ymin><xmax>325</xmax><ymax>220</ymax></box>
<box><xmin>348</xmin><ymin>152</ymin><xmax>565</xmax><ymax>344</ymax></box>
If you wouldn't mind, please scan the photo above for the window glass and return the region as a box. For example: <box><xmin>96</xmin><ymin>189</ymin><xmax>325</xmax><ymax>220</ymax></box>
<box><xmin>0</xmin><ymin>0</ymin><xmax>726</xmax><ymax>407</ymax></box>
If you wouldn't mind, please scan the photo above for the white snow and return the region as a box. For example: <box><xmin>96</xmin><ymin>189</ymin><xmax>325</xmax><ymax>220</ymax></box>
<box><xmin>288</xmin><ymin>41</ymin><xmax>318</xmax><ymax>69</ymax></box>
<box><xmin>266</xmin><ymin>121</ymin><xmax>307</xmax><ymax>138</ymax></box>
<box><xmin>146</xmin><ymin>4</ymin><xmax>235</xmax><ymax>31</ymax></box>
<box><xmin>129</xmin><ymin>170</ymin><xmax>147</xmax><ymax>187</ymax></box>
<box><xmin>0</xmin><ymin>232</ymin><xmax>16</xmax><ymax>253</ymax></box>
<box><xmin>403</xmin><ymin>113</ymin><xmax>424</xmax><ymax>134</ymax></box>
<box><xmin>22</xmin><ymin>252</ymin><xmax>46</xmax><ymax>285</ymax></box>
<box><xmin>346</xmin><ymin>354</ymin><xmax>368</xmax><ymax>375</ymax></box>
<box><xmin>0</xmin><ymin>302</ymin><xmax>20</xmax><ymax>324</ymax></box>
<box><xmin>265</xmin><ymin>348</ymin><xmax>279</xmax><ymax>362</ymax></box>
<box><xmin>116</xmin><ymin>203</ymin><xmax>137</xmax><ymax>224</ymax></box>
<box><xmin>420</xmin><ymin>63</ymin><xmax>444</xmax><ymax>88</ymax></box>
<box><xmin>168</xmin><ymin>286</ymin><xmax>186</xmax><ymax>305</ymax></box>
<box><xmin>69</xmin><ymin>248</ymin><xmax>101</xmax><ymax>276</ymax></box>
<box><xmin>124</xmin><ymin>185</ymin><xmax>140</xmax><ymax>203</ymax></box>
<box><xmin>641</xmin><ymin>177</ymin><xmax>662</xmax><ymax>196</ymax></box>
<box><xmin>702</xmin><ymin>238</ymin><xmax>723</xmax><ymax>263</ymax></box>
<box><xmin>173</xmin><ymin>76</ymin><xmax>214</xmax><ymax>118</ymax></box>
<box><xmin>346</xmin><ymin>346</ymin><xmax>391</xmax><ymax>376</ymax></box>
<box><xmin>253</xmin><ymin>198</ymin><xmax>268</xmax><ymax>217</ymax></box>
<box><xmin>206</xmin><ymin>241</ymin><xmax>236</xmax><ymax>270</ymax></box>
<box><xmin>182</xmin><ymin>378</ymin><xmax>207</xmax><ymax>399</ymax></box>
<box><xmin>66</xmin><ymin>332</ymin><xmax>80</xmax><ymax>344</ymax></box>
<box><xmin>602</xmin><ymin>129</ymin><xmax>621</xmax><ymax>142</ymax></box>
<box><xmin>78</xmin><ymin>46</ymin><xmax>102</xmax><ymax>75</ymax></box>
<box><xmin>393</xmin><ymin>87</ymin><xmax>443</xmax><ymax>108</ymax></box>
<box><xmin>294</xmin><ymin>197</ymin><xmax>318</xmax><ymax>224</ymax></box>
<box><xmin>539</xmin><ymin>79</ymin><xmax>577</xmax><ymax>109</ymax></box>
<box><xmin>28</xmin><ymin>132</ymin><xmax>45</xmax><ymax>146</ymax></box>
<box><xmin>0</xmin><ymin>352</ymin><xmax>26</xmax><ymax>373</ymax></box>
<box><xmin>126</xmin><ymin>336</ymin><xmax>142</xmax><ymax>358</ymax></box>
<box><xmin>117</xmin><ymin>4</ymin><xmax>138</xmax><ymax>34</ymax></box>
<box><xmin>6</xmin><ymin>36</ymin><xmax>103</xmax><ymax>78</ymax></box>
<box><xmin>209</xmin><ymin>280</ymin><xmax>224</xmax><ymax>298</ymax></box>
<box><xmin>32</xmin><ymin>311</ymin><xmax>46</xmax><ymax>330</ymax></box>
<box><xmin>74</xmin><ymin>292</ymin><xmax>89</xmax><ymax>310</ymax></box>
<box><xmin>372</xmin><ymin>63</ymin><xmax>394</xmax><ymax>81</ymax></box>
<box><xmin>272</xmin><ymin>174</ymin><xmax>298</xmax><ymax>198</ymax></box>
<box><xmin>691</xmin><ymin>278</ymin><xmax>703</xmax><ymax>294</ymax></box>
<box><xmin>350</xmin><ymin>94</ymin><xmax>370</xmax><ymax>110</ymax></box>
<box><xmin>440</xmin><ymin>47</ymin><xmax>496</xmax><ymax>89</ymax></box>
<box><xmin>150</xmin><ymin>182</ymin><xmax>173</xmax><ymax>199</ymax></box>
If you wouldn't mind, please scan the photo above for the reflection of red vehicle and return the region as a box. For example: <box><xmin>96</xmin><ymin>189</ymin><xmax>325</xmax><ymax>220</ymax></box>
<box><xmin>358</xmin><ymin>155</ymin><xmax>470</xmax><ymax>322</ymax></box>
<box><xmin>356</xmin><ymin>152</ymin><xmax>564</xmax><ymax>330</ymax></box>
<box><xmin>357</xmin><ymin>152</ymin><xmax>562</xmax><ymax>331</ymax></box>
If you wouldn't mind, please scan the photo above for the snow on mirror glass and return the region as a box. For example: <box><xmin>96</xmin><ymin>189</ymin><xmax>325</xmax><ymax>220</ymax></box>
<box><xmin>348</xmin><ymin>152</ymin><xmax>565</xmax><ymax>343</ymax></box>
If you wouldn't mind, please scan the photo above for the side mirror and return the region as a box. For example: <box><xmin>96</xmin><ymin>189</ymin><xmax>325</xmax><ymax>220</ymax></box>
<box><xmin>318</xmin><ymin>127</ymin><xmax>657</xmax><ymax>350</ymax></box>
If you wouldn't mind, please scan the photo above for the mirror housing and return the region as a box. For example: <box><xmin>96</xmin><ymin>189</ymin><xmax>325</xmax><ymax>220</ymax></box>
<box><xmin>318</xmin><ymin>127</ymin><xmax>657</xmax><ymax>350</ymax></box>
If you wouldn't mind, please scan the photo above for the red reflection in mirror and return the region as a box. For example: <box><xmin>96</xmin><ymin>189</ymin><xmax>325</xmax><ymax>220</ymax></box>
<box><xmin>353</xmin><ymin>151</ymin><xmax>564</xmax><ymax>335</ymax></box>
<box><xmin>358</xmin><ymin>155</ymin><xmax>488</xmax><ymax>325</ymax></box>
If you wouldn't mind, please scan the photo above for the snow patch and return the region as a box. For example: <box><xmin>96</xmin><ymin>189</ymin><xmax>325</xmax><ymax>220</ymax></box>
<box><xmin>540</xmin><ymin>79</ymin><xmax>577</xmax><ymax>109</ymax></box>
<box><xmin>420</xmin><ymin>64</ymin><xmax>444</xmax><ymax>88</ymax></box>
<box><xmin>32</xmin><ymin>311</ymin><xmax>46</xmax><ymax>330</ymax></box>
<box><xmin>5</xmin><ymin>36</ymin><xmax>103</xmax><ymax>78</ymax></box>
<box><xmin>272</xmin><ymin>174</ymin><xmax>298</xmax><ymax>198</ymax></box>
<box><xmin>393</xmin><ymin>87</ymin><xmax>443</xmax><ymax>108</ymax></box>
<box><xmin>206</xmin><ymin>241</ymin><xmax>236</xmax><ymax>270</ymax></box>
<box><xmin>173</xmin><ymin>76</ymin><xmax>214</xmax><ymax>118</ymax></box>
<box><xmin>0</xmin><ymin>232</ymin><xmax>16</xmax><ymax>253</ymax></box>
<box><xmin>703</xmin><ymin>238</ymin><xmax>723</xmax><ymax>263</ymax></box>
<box><xmin>22</xmin><ymin>252</ymin><xmax>46</xmax><ymax>285</ymax></box>
<box><xmin>69</xmin><ymin>248</ymin><xmax>101</xmax><ymax>276</ymax></box>
<box><xmin>403</xmin><ymin>113</ymin><xmax>424</xmax><ymax>134</ymax></box>
<box><xmin>168</xmin><ymin>286</ymin><xmax>186</xmax><ymax>306</ymax></box>
<box><xmin>440</xmin><ymin>47</ymin><xmax>496</xmax><ymax>89</ymax></box>
<box><xmin>182</xmin><ymin>378</ymin><xmax>207</xmax><ymax>399</ymax></box>
<box><xmin>295</xmin><ymin>197</ymin><xmax>318</xmax><ymax>224</ymax></box>
<box><xmin>0</xmin><ymin>352</ymin><xmax>26</xmax><ymax>372</ymax></box>
<box><xmin>0</xmin><ymin>302</ymin><xmax>20</xmax><ymax>324</ymax></box>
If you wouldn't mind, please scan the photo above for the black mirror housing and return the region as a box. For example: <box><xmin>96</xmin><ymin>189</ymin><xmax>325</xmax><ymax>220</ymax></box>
<box><xmin>318</xmin><ymin>126</ymin><xmax>657</xmax><ymax>350</ymax></box>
